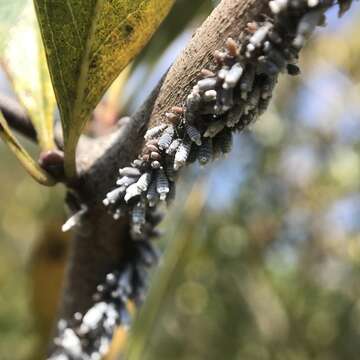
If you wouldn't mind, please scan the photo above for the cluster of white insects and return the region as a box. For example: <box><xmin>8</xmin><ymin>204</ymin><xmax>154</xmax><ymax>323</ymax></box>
<box><xmin>104</xmin><ymin>0</ymin><xmax>352</xmax><ymax>235</ymax></box>
<box><xmin>49</xmin><ymin>211</ymin><xmax>162</xmax><ymax>360</ymax></box>
<box><xmin>51</xmin><ymin>0</ymin><xmax>354</xmax><ymax>359</ymax></box>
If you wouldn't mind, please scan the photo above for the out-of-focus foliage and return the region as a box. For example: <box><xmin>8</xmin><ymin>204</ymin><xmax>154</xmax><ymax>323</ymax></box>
<box><xmin>0</xmin><ymin>132</ymin><xmax>66</xmax><ymax>360</ymax></box>
<box><xmin>1</xmin><ymin>2</ymin><xmax>360</xmax><ymax>360</ymax></box>
<box><xmin>0</xmin><ymin>0</ymin><xmax>27</xmax><ymax>54</ymax></box>
<box><xmin>34</xmin><ymin>0</ymin><xmax>175</xmax><ymax>177</ymax></box>
<box><xmin>30</xmin><ymin>222</ymin><xmax>69</xmax><ymax>359</ymax></box>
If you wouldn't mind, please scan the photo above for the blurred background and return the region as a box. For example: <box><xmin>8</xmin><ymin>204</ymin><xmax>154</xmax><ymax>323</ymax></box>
<box><xmin>1</xmin><ymin>1</ymin><xmax>360</xmax><ymax>359</ymax></box>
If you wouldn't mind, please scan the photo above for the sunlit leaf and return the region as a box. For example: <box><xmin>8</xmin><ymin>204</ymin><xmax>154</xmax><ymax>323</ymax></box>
<box><xmin>4</xmin><ymin>3</ymin><xmax>56</xmax><ymax>151</ymax></box>
<box><xmin>34</xmin><ymin>0</ymin><xmax>175</xmax><ymax>178</ymax></box>
<box><xmin>0</xmin><ymin>0</ymin><xmax>28</xmax><ymax>54</ymax></box>
<box><xmin>0</xmin><ymin>111</ymin><xmax>55</xmax><ymax>186</ymax></box>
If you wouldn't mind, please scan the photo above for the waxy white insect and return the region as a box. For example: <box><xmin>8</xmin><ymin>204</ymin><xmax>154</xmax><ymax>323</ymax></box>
<box><xmin>198</xmin><ymin>138</ymin><xmax>213</xmax><ymax>165</ymax></box>
<box><xmin>146</xmin><ymin>180</ymin><xmax>159</xmax><ymax>207</ymax></box>
<box><xmin>144</xmin><ymin>124</ymin><xmax>167</xmax><ymax>140</ymax></box>
<box><xmin>136</xmin><ymin>173</ymin><xmax>152</xmax><ymax>192</ymax></box>
<box><xmin>166</xmin><ymin>139</ymin><xmax>181</xmax><ymax>155</ymax></box>
<box><xmin>223</xmin><ymin>63</ymin><xmax>243</xmax><ymax>89</ymax></box>
<box><xmin>103</xmin><ymin>187</ymin><xmax>125</xmax><ymax>206</ymax></box>
<box><xmin>156</xmin><ymin>169</ymin><xmax>170</xmax><ymax>201</ymax></box>
<box><xmin>158</xmin><ymin>125</ymin><xmax>175</xmax><ymax>150</ymax></box>
<box><xmin>119</xmin><ymin>167</ymin><xmax>141</xmax><ymax>177</ymax></box>
<box><xmin>185</xmin><ymin>123</ymin><xmax>202</xmax><ymax>146</ymax></box>
<box><xmin>124</xmin><ymin>183</ymin><xmax>142</xmax><ymax>203</ymax></box>
<box><xmin>204</xmin><ymin>120</ymin><xmax>225</xmax><ymax>138</ymax></box>
<box><xmin>116</xmin><ymin>175</ymin><xmax>138</xmax><ymax>187</ymax></box>
<box><xmin>132</xmin><ymin>199</ymin><xmax>146</xmax><ymax>235</ymax></box>
<box><xmin>174</xmin><ymin>140</ymin><xmax>192</xmax><ymax>170</ymax></box>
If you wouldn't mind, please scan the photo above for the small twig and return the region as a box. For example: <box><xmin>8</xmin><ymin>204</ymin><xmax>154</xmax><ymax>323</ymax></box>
<box><xmin>0</xmin><ymin>92</ymin><xmax>37</xmax><ymax>142</ymax></box>
<box><xmin>0</xmin><ymin>111</ymin><xmax>55</xmax><ymax>186</ymax></box>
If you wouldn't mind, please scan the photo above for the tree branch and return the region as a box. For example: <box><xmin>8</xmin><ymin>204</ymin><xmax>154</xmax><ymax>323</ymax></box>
<box><xmin>49</xmin><ymin>0</ymin><xmax>354</xmax><ymax>358</ymax></box>
<box><xmin>58</xmin><ymin>0</ymin><xmax>259</xmax><ymax>321</ymax></box>
<box><xmin>58</xmin><ymin>78</ymin><xmax>164</xmax><ymax>320</ymax></box>
<box><xmin>49</xmin><ymin>2</ymin><xmax>271</xmax><ymax>358</ymax></box>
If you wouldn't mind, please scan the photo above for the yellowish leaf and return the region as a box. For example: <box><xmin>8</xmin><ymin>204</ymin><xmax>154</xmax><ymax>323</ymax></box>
<box><xmin>4</xmin><ymin>3</ymin><xmax>56</xmax><ymax>151</ymax></box>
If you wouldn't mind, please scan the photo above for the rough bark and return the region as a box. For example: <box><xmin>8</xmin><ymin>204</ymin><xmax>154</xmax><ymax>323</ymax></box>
<box><xmin>60</xmin><ymin>211</ymin><xmax>129</xmax><ymax>319</ymax></box>
<box><xmin>150</xmin><ymin>0</ymin><xmax>267</xmax><ymax>126</ymax></box>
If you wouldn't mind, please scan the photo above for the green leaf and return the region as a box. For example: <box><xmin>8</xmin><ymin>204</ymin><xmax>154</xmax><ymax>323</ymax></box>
<box><xmin>4</xmin><ymin>3</ymin><xmax>57</xmax><ymax>151</ymax></box>
<box><xmin>0</xmin><ymin>111</ymin><xmax>55</xmax><ymax>186</ymax></box>
<box><xmin>34</xmin><ymin>0</ymin><xmax>175</xmax><ymax>178</ymax></box>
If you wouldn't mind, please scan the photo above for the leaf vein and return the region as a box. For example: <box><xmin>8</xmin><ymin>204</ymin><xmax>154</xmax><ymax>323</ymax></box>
<box><xmin>65</xmin><ymin>0</ymin><xmax>83</xmax><ymax>47</ymax></box>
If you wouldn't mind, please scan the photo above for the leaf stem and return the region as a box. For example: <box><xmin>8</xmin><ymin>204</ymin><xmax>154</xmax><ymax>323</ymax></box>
<box><xmin>0</xmin><ymin>111</ymin><xmax>56</xmax><ymax>186</ymax></box>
